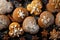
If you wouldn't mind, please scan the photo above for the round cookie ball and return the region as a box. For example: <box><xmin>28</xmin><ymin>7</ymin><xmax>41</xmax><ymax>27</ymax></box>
<box><xmin>23</xmin><ymin>16</ymin><xmax>39</xmax><ymax>34</ymax></box>
<box><xmin>46</xmin><ymin>0</ymin><xmax>60</xmax><ymax>13</ymax></box>
<box><xmin>9</xmin><ymin>22</ymin><xmax>24</xmax><ymax>37</ymax></box>
<box><xmin>12</xmin><ymin>7</ymin><xmax>28</xmax><ymax>23</ymax></box>
<box><xmin>38</xmin><ymin>11</ymin><xmax>54</xmax><ymax>28</ymax></box>
<box><xmin>0</xmin><ymin>0</ymin><xmax>13</xmax><ymax>14</ymax></box>
<box><xmin>0</xmin><ymin>15</ymin><xmax>10</xmax><ymax>30</ymax></box>
<box><xmin>46</xmin><ymin>3</ymin><xmax>56</xmax><ymax>13</ymax></box>
<box><xmin>55</xmin><ymin>12</ymin><xmax>60</xmax><ymax>27</ymax></box>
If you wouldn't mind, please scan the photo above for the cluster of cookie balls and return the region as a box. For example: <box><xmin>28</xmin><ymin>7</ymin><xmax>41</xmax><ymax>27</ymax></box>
<box><xmin>0</xmin><ymin>0</ymin><xmax>60</xmax><ymax>37</ymax></box>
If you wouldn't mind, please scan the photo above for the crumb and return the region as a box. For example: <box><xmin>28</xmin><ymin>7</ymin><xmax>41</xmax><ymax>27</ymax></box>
<box><xmin>32</xmin><ymin>35</ymin><xmax>39</xmax><ymax>40</ymax></box>
<box><xmin>3</xmin><ymin>34</ymin><xmax>9</xmax><ymax>40</ymax></box>
<box><xmin>19</xmin><ymin>37</ymin><xmax>26</xmax><ymax>40</ymax></box>
<box><xmin>41</xmin><ymin>29</ymin><xmax>48</xmax><ymax>37</ymax></box>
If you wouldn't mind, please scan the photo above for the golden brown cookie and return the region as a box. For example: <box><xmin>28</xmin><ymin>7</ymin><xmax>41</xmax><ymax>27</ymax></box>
<box><xmin>12</xmin><ymin>7</ymin><xmax>28</xmax><ymax>23</ymax></box>
<box><xmin>9</xmin><ymin>22</ymin><xmax>24</xmax><ymax>37</ymax></box>
<box><xmin>38</xmin><ymin>11</ymin><xmax>54</xmax><ymax>28</ymax></box>
<box><xmin>27</xmin><ymin>0</ymin><xmax>42</xmax><ymax>15</ymax></box>
<box><xmin>55</xmin><ymin>12</ymin><xmax>60</xmax><ymax>27</ymax></box>
<box><xmin>46</xmin><ymin>0</ymin><xmax>60</xmax><ymax>12</ymax></box>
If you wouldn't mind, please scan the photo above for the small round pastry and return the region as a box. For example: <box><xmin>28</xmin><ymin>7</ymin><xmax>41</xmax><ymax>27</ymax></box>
<box><xmin>27</xmin><ymin>0</ymin><xmax>42</xmax><ymax>15</ymax></box>
<box><xmin>0</xmin><ymin>0</ymin><xmax>13</xmax><ymax>14</ymax></box>
<box><xmin>12</xmin><ymin>7</ymin><xmax>28</xmax><ymax>23</ymax></box>
<box><xmin>55</xmin><ymin>12</ymin><xmax>60</xmax><ymax>27</ymax></box>
<box><xmin>38</xmin><ymin>11</ymin><xmax>54</xmax><ymax>28</ymax></box>
<box><xmin>23</xmin><ymin>16</ymin><xmax>39</xmax><ymax>34</ymax></box>
<box><xmin>46</xmin><ymin>0</ymin><xmax>60</xmax><ymax>12</ymax></box>
<box><xmin>0</xmin><ymin>15</ymin><xmax>10</xmax><ymax>30</ymax></box>
<box><xmin>9</xmin><ymin>22</ymin><xmax>24</xmax><ymax>37</ymax></box>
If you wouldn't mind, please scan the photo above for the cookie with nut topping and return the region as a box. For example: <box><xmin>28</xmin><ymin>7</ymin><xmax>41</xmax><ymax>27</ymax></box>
<box><xmin>38</xmin><ymin>11</ymin><xmax>54</xmax><ymax>28</ymax></box>
<box><xmin>12</xmin><ymin>7</ymin><xmax>28</xmax><ymax>23</ymax></box>
<box><xmin>9</xmin><ymin>22</ymin><xmax>24</xmax><ymax>37</ymax></box>
<box><xmin>27</xmin><ymin>0</ymin><xmax>42</xmax><ymax>15</ymax></box>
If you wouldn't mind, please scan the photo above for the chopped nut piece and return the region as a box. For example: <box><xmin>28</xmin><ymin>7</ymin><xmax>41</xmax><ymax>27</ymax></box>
<box><xmin>49</xmin><ymin>29</ymin><xmax>59</xmax><ymax>40</ymax></box>
<box><xmin>19</xmin><ymin>37</ymin><xmax>26</xmax><ymax>40</ymax></box>
<box><xmin>3</xmin><ymin>34</ymin><xmax>9</xmax><ymax>40</ymax></box>
<box><xmin>41</xmin><ymin>29</ymin><xmax>48</xmax><ymax>37</ymax></box>
<box><xmin>32</xmin><ymin>35</ymin><xmax>39</xmax><ymax>40</ymax></box>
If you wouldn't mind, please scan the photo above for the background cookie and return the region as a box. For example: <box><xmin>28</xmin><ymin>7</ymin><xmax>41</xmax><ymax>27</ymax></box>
<box><xmin>0</xmin><ymin>15</ymin><xmax>10</xmax><ymax>30</ymax></box>
<box><xmin>0</xmin><ymin>0</ymin><xmax>13</xmax><ymax>14</ymax></box>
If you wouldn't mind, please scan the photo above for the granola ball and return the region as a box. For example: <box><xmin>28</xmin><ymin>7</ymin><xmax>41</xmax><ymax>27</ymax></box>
<box><xmin>27</xmin><ymin>0</ymin><xmax>42</xmax><ymax>15</ymax></box>
<box><xmin>9</xmin><ymin>22</ymin><xmax>24</xmax><ymax>37</ymax></box>
<box><xmin>46</xmin><ymin>0</ymin><xmax>60</xmax><ymax>12</ymax></box>
<box><xmin>23</xmin><ymin>16</ymin><xmax>39</xmax><ymax>34</ymax></box>
<box><xmin>38</xmin><ymin>11</ymin><xmax>54</xmax><ymax>28</ymax></box>
<box><xmin>0</xmin><ymin>0</ymin><xmax>13</xmax><ymax>14</ymax></box>
<box><xmin>0</xmin><ymin>15</ymin><xmax>10</xmax><ymax>30</ymax></box>
<box><xmin>12</xmin><ymin>7</ymin><xmax>28</xmax><ymax>23</ymax></box>
<box><xmin>55</xmin><ymin>12</ymin><xmax>60</xmax><ymax>27</ymax></box>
